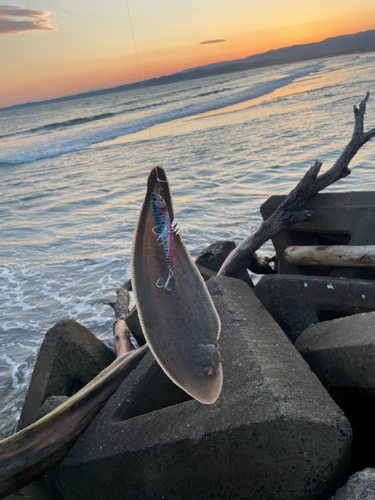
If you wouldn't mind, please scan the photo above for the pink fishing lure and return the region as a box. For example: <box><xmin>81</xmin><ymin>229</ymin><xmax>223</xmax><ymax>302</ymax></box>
<box><xmin>151</xmin><ymin>192</ymin><xmax>175</xmax><ymax>287</ymax></box>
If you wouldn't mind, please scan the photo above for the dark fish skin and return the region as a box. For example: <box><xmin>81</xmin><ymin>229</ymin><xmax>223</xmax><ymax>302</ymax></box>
<box><xmin>0</xmin><ymin>345</ymin><xmax>148</xmax><ymax>499</ymax></box>
<box><xmin>131</xmin><ymin>167</ymin><xmax>223</xmax><ymax>405</ymax></box>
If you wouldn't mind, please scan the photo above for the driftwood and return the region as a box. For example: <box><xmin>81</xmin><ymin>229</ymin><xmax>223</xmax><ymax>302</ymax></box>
<box><xmin>104</xmin><ymin>279</ymin><xmax>135</xmax><ymax>357</ymax></box>
<box><xmin>218</xmin><ymin>92</ymin><xmax>375</xmax><ymax>279</ymax></box>
<box><xmin>285</xmin><ymin>245</ymin><xmax>375</xmax><ymax>267</ymax></box>
<box><xmin>0</xmin><ymin>344</ymin><xmax>148</xmax><ymax>498</ymax></box>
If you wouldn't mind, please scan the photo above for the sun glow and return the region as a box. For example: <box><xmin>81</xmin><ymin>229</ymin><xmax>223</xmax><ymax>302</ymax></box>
<box><xmin>1</xmin><ymin>0</ymin><xmax>375</xmax><ymax>107</ymax></box>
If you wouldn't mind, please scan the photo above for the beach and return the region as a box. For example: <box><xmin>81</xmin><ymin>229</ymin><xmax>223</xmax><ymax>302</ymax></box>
<box><xmin>1</xmin><ymin>51</ymin><xmax>375</xmax><ymax>437</ymax></box>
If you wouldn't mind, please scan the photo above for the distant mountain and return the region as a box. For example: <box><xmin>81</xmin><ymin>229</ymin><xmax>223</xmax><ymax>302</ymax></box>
<box><xmin>178</xmin><ymin>29</ymin><xmax>375</xmax><ymax>75</ymax></box>
<box><xmin>3</xmin><ymin>29</ymin><xmax>375</xmax><ymax>111</ymax></box>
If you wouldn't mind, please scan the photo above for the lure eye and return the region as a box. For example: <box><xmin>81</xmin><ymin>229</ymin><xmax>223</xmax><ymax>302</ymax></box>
<box><xmin>207</xmin><ymin>369</ymin><xmax>213</xmax><ymax>379</ymax></box>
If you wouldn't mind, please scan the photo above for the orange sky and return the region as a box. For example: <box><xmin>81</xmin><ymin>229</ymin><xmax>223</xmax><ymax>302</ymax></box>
<box><xmin>1</xmin><ymin>0</ymin><xmax>375</xmax><ymax>107</ymax></box>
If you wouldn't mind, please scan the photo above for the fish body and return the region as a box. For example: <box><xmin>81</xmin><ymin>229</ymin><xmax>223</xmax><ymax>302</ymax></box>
<box><xmin>132</xmin><ymin>167</ymin><xmax>223</xmax><ymax>405</ymax></box>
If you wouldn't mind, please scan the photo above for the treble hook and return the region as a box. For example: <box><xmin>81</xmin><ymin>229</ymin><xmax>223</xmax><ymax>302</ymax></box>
<box><xmin>156</xmin><ymin>266</ymin><xmax>173</xmax><ymax>289</ymax></box>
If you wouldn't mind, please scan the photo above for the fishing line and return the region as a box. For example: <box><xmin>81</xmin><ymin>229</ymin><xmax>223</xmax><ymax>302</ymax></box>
<box><xmin>125</xmin><ymin>0</ymin><xmax>157</xmax><ymax>165</ymax></box>
<box><xmin>125</xmin><ymin>1</ymin><xmax>169</xmax><ymax>198</ymax></box>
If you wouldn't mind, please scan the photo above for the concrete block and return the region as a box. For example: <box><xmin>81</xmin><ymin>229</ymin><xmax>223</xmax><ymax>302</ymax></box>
<box><xmin>194</xmin><ymin>263</ymin><xmax>217</xmax><ymax>281</ymax></box>
<box><xmin>18</xmin><ymin>320</ymin><xmax>115</xmax><ymax>430</ymax></box>
<box><xmin>296</xmin><ymin>311</ymin><xmax>375</xmax><ymax>394</ymax></box>
<box><xmin>296</xmin><ymin>312</ymin><xmax>375</xmax><ymax>472</ymax></box>
<box><xmin>35</xmin><ymin>396</ymin><xmax>69</xmax><ymax>421</ymax></box>
<box><xmin>330</xmin><ymin>468</ymin><xmax>375</xmax><ymax>499</ymax></box>
<box><xmin>254</xmin><ymin>274</ymin><xmax>375</xmax><ymax>343</ymax></box>
<box><xmin>56</xmin><ymin>277</ymin><xmax>351</xmax><ymax>500</ymax></box>
<box><xmin>261</xmin><ymin>192</ymin><xmax>375</xmax><ymax>280</ymax></box>
<box><xmin>195</xmin><ymin>240</ymin><xmax>236</xmax><ymax>272</ymax></box>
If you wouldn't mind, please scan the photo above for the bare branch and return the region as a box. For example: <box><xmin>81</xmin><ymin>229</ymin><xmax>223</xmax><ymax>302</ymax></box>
<box><xmin>104</xmin><ymin>279</ymin><xmax>135</xmax><ymax>357</ymax></box>
<box><xmin>218</xmin><ymin>92</ymin><xmax>375</xmax><ymax>279</ymax></box>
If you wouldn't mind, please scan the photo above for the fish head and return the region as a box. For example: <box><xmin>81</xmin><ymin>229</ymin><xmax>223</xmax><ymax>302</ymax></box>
<box><xmin>188</xmin><ymin>343</ymin><xmax>223</xmax><ymax>405</ymax></box>
<box><xmin>151</xmin><ymin>192</ymin><xmax>166</xmax><ymax>209</ymax></box>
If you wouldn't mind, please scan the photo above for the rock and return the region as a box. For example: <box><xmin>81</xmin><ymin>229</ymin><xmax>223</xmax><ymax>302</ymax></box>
<box><xmin>261</xmin><ymin>191</ymin><xmax>375</xmax><ymax>280</ymax></box>
<box><xmin>2</xmin><ymin>482</ymin><xmax>55</xmax><ymax>500</ymax></box>
<box><xmin>330</xmin><ymin>468</ymin><xmax>375</xmax><ymax>499</ymax></box>
<box><xmin>295</xmin><ymin>311</ymin><xmax>375</xmax><ymax>393</ymax></box>
<box><xmin>194</xmin><ymin>240</ymin><xmax>236</xmax><ymax>272</ymax></box>
<box><xmin>195</xmin><ymin>240</ymin><xmax>254</xmax><ymax>287</ymax></box>
<box><xmin>296</xmin><ymin>312</ymin><xmax>375</xmax><ymax>473</ymax></box>
<box><xmin>35</xmin><ymin>396</ymin><xmax>69</xmax><ymax>421</ymax></box>
<box><xmin>254</xmin><ymin>274</ymin><xmax>375</xmax><ymax>343</ymax></box>
<box><xmin>18</xmin><ymin>320</ymin><xmax>115</xmax><ymax>430</ymax></box>
<box><xmin>55</xmin><ymin>277</ymin><xmax>351</xmax><ymax>500</ymax></box>
<box><xmin>194</xmin><ymin>263</ymin><xmax>217</xmax><ymax>281</ymax></box>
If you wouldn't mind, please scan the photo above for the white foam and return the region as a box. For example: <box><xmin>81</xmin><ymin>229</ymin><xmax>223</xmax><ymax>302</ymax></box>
<box><xmin>0</xmin><ymin>64</ymin><xmax>322</xmax><ymax>165</ymax></box>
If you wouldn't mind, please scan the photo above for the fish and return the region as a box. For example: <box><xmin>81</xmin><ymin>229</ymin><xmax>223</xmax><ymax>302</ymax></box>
<box><xmin>131</xmin><ymin>166</ymin><xmax>223</xmax><ymax>405</ymax></box>
<box><xmin>0</xmin><ymin>345</ymin><xmax>148</xmax><ymax>499</ymax></box>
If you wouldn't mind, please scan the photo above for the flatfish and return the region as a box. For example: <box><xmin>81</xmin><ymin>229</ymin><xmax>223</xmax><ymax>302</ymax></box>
<box><xmin>131</xmin><ymin>166</ymin><xmax>223</xmax><ymax>404</ymax></box>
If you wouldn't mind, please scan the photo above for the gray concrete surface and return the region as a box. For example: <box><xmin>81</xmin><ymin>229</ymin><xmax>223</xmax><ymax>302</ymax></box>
<box><xmin>254</xmin><ymin>274</ymin><xmax>375</xmax><ymax>343</ymax></box>
<box><xmin>18</xmin><ymin>320</ymin><xmax>115</xmax><ymax>430</ymax></box>
<box><xmin>195</xmin><ymin>240</ymin><xmax>236</xmax><ymax>272</ymax></box>
<box><xmin>295</xmin><ymin>311</ymin><xmax>375</xmax><ymax>393</ymax></box>
<box><xmin>55</xmin><ymin>277</ymin><xmax>351</xmax><ymax>500</ymax></box>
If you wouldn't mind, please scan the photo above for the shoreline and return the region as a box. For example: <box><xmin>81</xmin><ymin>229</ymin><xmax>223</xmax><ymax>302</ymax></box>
<box><xmin>2</xmin><ymin>46</ymin><xmax>375</xmax><ymax>113</ymax></box>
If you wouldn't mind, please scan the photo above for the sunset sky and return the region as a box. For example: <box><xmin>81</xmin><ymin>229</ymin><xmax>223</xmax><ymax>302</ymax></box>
<box><xmin>1</xmin><ymin>0</ymin><xmax>375</xmax><ymax>108</ymax></box>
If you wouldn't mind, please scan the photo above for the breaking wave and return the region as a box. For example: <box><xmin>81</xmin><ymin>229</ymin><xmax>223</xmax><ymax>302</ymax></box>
<box><xmin>0</xmin><ymin>63</ymin><xmax>322</xmax><ymax>165</ymax></box>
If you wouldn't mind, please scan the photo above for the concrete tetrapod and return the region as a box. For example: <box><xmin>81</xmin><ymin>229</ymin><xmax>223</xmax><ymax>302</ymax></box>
<box><xmin>254</xmin><ymin>274</ymin><xmax>375</xmax><ymax>343</ymax></box>
<box><xmin>18</xmin><ymin>320</ymin><xmax>116</xmax><ymax>430</ymax></box>
<box><xmin>56</xmin><ymin>277</ymin><xmax>352</xmax><ymax>500</ymax></box>
<box><xmin>295</xmin><ymin>311</ymin><xmax>375</xmax><ymax>393</ymax></box>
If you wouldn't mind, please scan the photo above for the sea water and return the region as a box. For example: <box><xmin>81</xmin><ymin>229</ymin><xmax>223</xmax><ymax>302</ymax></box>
<box><xmin>1</xmin><ymin>52</ymin><xmax>375</xmax><ymax>436</ymax></box>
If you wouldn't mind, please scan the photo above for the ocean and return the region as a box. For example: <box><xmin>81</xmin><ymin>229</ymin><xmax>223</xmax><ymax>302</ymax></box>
<box><xmin>1</xmin><ymin>52</ymin><xmax>375</xmax><ymax>436</ymax></box>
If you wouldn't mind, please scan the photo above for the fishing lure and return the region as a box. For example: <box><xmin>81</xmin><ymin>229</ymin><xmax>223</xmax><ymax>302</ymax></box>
<box><xmin>151</xmin><ymin>192</ymin><xmax>175</xmax><ymax>288</ymax></box>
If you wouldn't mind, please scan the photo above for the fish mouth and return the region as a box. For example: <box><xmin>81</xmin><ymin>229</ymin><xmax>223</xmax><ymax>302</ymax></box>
<box><xmin>192</xmin><ymin>363</ymin><xmax>224</xmax><ymax>405</ymax></box>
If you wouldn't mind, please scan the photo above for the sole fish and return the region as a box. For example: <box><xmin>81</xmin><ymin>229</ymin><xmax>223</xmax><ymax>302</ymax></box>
<box><xmin>131</xmin><ymin>167</ymin><xmax>223</xmax><ymax>404</ymax></box>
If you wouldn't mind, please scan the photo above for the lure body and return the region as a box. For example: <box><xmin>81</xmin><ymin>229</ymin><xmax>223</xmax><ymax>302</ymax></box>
<box><xmin>151</xmin><ymin>192</ymin><xmax>175</xmax><ymax>288</ymax></box>
<box><xmin>151</xmin><ymin>192</ymin><xmax>174</xmax><ymax>268</ymax></box>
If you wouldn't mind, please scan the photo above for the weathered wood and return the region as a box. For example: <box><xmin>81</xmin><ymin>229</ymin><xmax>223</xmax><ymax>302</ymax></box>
<box><xmin>104</xmin><ymin>279</ymin><xmax>132</xmax><ymax>320</ymax></box>
<box><xmin>248</xmin><ymin>252</ymin><xmax>276</xmax><ymax>275</ymax></box>
<box><xmin>113</xmin><ymin>319</ymin><xmax>135</xmax><ymax>357</ymax></box>
<box><xmin>0</xmin><ymin>344</ymin><xmax>148</xmax><ymax>498</ymax></box>
<box><xmin>105</xmin><ymin>279</ymin><xmax>136</xmax><ymax>357</ymax></box>
<box><xmin>284</xmin><ymin>245</ymin><xmax>375</xmax><ymax>267</ymax></box>
<box><xmin>218</xmin><ymin>92</ymin><xmax>375</xmax><ymax>280</ymax></box>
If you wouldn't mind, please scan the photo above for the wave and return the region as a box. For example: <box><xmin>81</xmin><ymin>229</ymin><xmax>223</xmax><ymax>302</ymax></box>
<box><xmin>0</xmin><ymin>63</ymin><xmax>323</xmax><ymax>165</ymax></box>
<box><xmin>0</xmin><ymin>101</ymin><xmax>162</xmax><ymax>140</ymax></box>
<box><xmin>0</xmin><ymin>113</ymin><xmax>116</xmax><ymax>140</ymax></box>
<box><xmin>192</xmin><ymin>87</ymin><xmax>232</xmax><ymax>99</ymax></box>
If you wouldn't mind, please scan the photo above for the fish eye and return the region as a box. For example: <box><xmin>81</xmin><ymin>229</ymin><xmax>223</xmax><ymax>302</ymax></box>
<box><xmin>207</xmin><ymin>369</ymin><xmax>213</xmax><ymax>379</ymax></box>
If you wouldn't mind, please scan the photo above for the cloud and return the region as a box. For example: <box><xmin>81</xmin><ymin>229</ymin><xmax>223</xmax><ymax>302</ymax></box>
<box><xmin>0</xmin><ymin>4</ymin><xmax>56</xmax><ymax>34</ymax></box>
<box><xmin>200</xmin><ymin>39</ymin><xmax>227</xmax><ymax>45</ymax></box>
